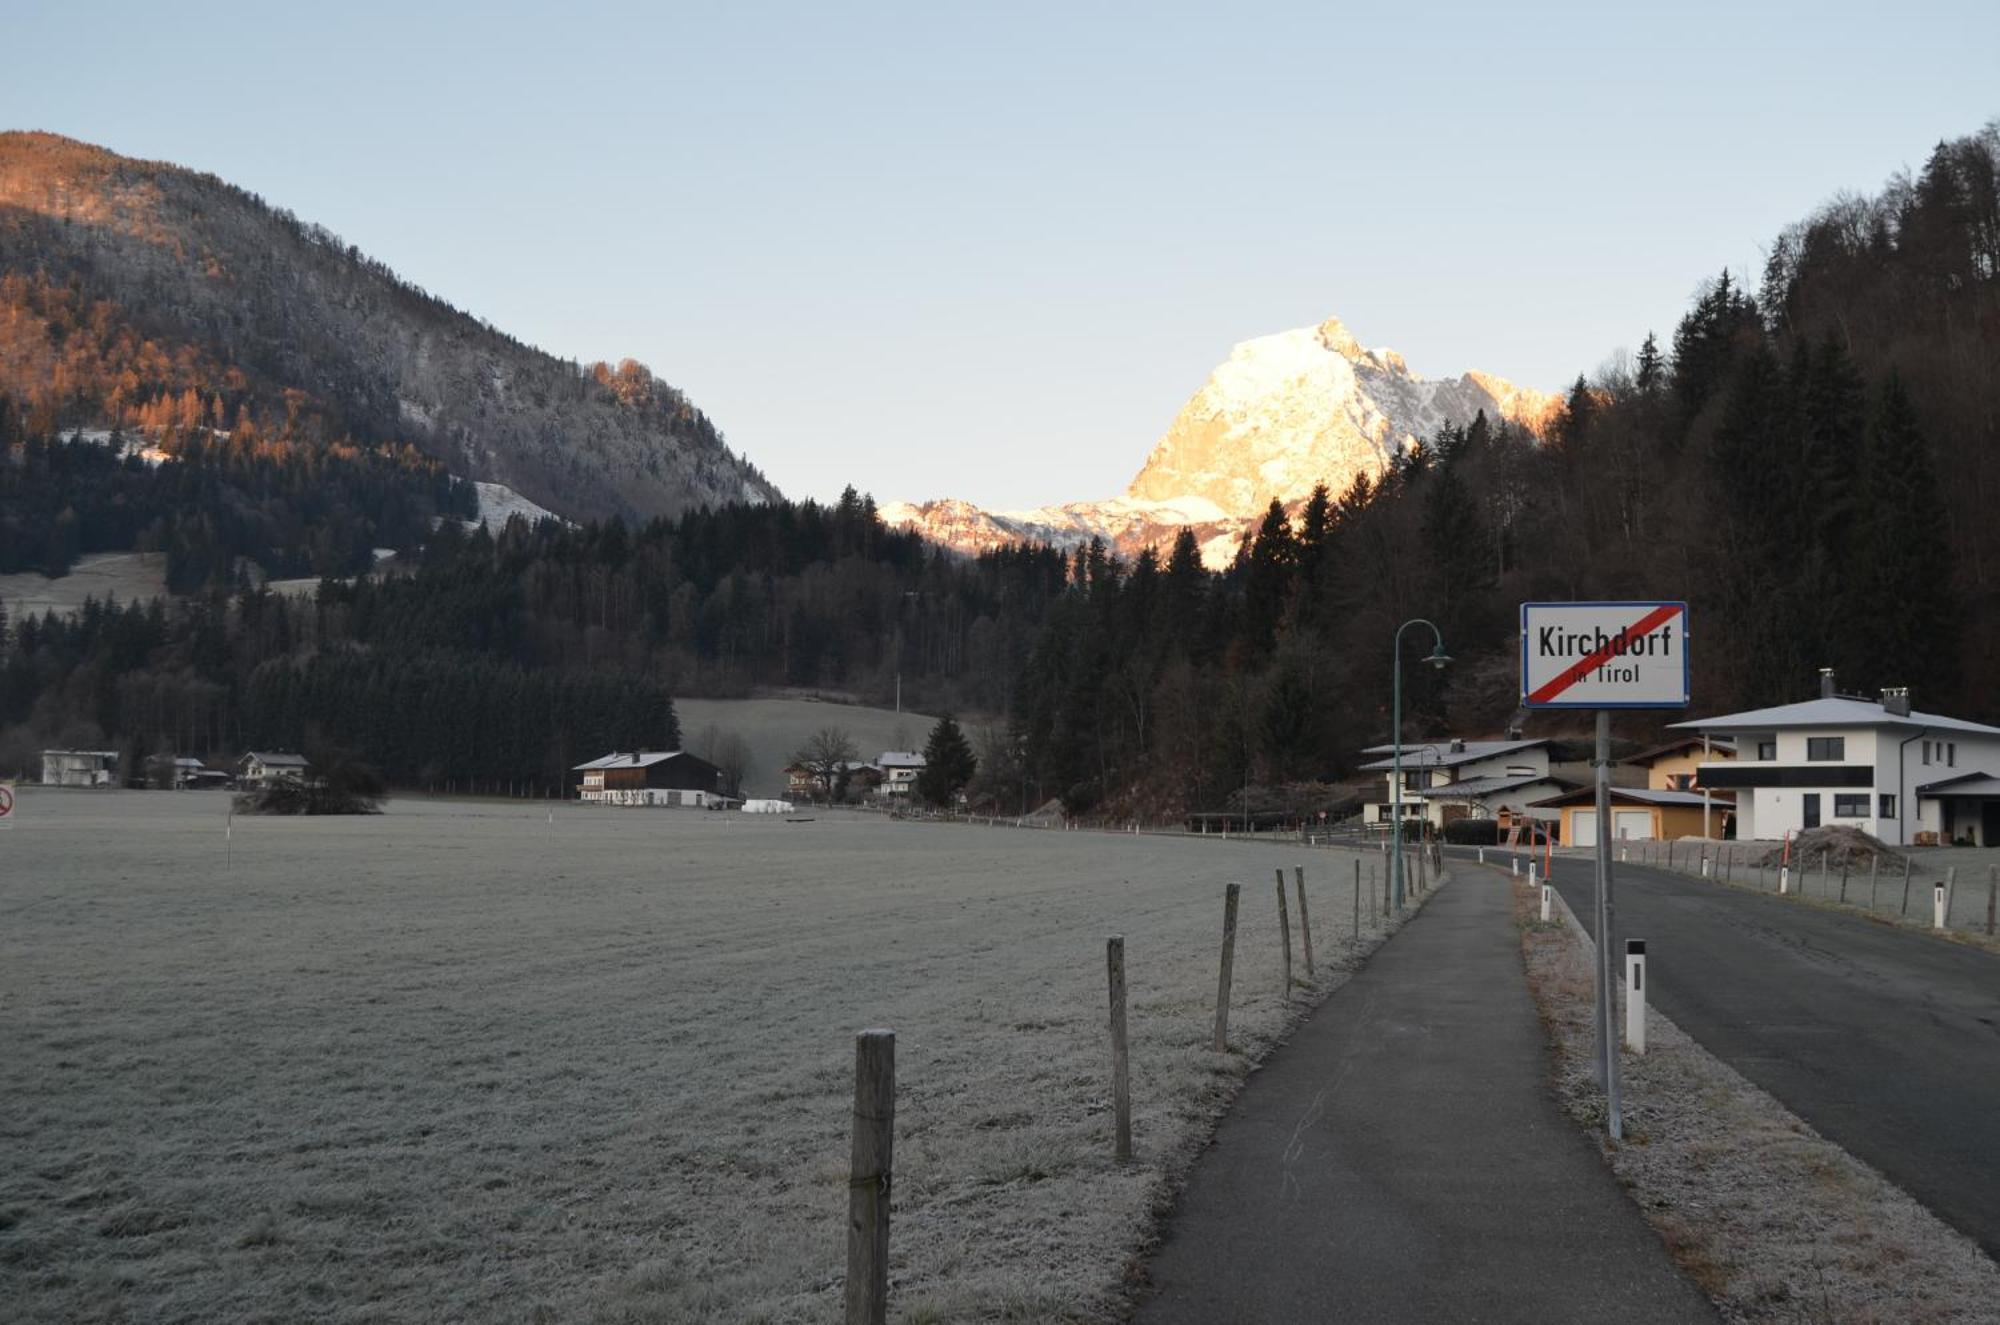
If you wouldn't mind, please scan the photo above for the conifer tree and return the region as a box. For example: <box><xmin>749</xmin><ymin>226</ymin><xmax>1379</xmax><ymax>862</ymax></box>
<box><xmin>916</xmin><ymin>713</ymin><xmax>977</xmax><ymax>806</ymax></box>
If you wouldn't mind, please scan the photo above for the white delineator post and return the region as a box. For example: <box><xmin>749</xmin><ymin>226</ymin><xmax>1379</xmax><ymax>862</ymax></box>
<box><xmin>1512</xmin><ymin>855</ymin><xmax>1520</xmax><ymax>877</ymax></box>
<box><xmin>1624</xmin><ymin>940</ymin><xmax>1647</xmax><ymax>1055</ymax></box>
<box><xmin>1529</xmin><ymin>860</ymin><xmax>1538</xmax><ymax>889</ymax></box>
<box><xmin>1540</xmin><ymin>882</ymin><xmax>1552</xmax><ymax>923</ymax></box>
<box><xmin>1935</xmin><ymin>868</ymin><xmax>1953</xmax><ymax>931</ymax></box>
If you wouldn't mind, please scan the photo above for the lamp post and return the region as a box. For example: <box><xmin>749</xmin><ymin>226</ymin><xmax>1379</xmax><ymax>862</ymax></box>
<box><xmin>1392</xmin><ymin>619</ymin><xmax>1451</xmax><ymax>911</ymax></box>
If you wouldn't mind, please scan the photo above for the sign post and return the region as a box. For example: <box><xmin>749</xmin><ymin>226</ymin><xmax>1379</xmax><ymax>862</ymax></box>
<box><xmin>1522</xmin><ymin>601</ymin><xmax>1689</xmax><ymax>1142</ymax></box>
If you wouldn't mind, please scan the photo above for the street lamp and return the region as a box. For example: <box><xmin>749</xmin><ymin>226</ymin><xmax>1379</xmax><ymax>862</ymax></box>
<box><xmin>1392</xmin><ymin>619</ymin><xmax>1451</xmax><ymax>911</ymax></box>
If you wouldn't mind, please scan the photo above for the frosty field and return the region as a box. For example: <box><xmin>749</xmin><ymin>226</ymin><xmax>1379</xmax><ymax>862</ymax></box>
<box><xmin>0</xmin><ymin>792</ymin><xmax>1395</xmax><ymax>1322</ymax></box>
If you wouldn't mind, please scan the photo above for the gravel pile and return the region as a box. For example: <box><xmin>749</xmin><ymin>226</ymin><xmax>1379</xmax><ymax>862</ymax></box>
<box><xmin>1750</xmin><ymin>824</ymin><xmax>1900</xmax><ymax>869</ymax></box>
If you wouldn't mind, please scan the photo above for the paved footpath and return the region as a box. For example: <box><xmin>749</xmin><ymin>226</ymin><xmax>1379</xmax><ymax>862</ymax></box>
<box><xmin>1138</xmin><ymin>872</ymin><xmax>1713</xmax><ymax>1324</ymax></box>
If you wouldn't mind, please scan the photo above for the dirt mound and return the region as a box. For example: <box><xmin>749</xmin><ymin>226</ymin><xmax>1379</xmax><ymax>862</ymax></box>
<box><xmin>1753</xmin><ymin>825</ymin><xmax>1899</xmax><ymax>869</ymax></box>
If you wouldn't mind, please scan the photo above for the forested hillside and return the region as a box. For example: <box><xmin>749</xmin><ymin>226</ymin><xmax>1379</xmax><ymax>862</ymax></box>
<box><xmin>1008</xmin><ymin>124</ymin><xmax>2000</xmax><ymax>815</ymax></box>
<box><xmin>0</xmin><ymin>132</ymin><xmax>776</xmax><ymax>522</ymax></box>
<box><xmin>2</xmin><ymin>125</ymin><xmax>1994</xmax><ymax>812</ymax></box>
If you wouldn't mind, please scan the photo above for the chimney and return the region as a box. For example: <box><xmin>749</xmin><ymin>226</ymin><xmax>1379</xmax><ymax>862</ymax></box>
<box><xmin>1882</xmin><ymin>687</ymin><xmax>1911</xmax><ymax>718</ymax></box>
<box><xmin>1819</xmin><ymin>667</ymin><xmax>1836</xmax><ymax>699</ymax></box>
<box><xmin>1450</xmin><ymin>738</ymin><xmax>1466</xmax><ymax>753</ymax></box>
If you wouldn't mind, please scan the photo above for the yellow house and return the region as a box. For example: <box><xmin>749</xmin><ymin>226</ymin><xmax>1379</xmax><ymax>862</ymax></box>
<box><xmin>1628</xmin><ymin>736</ymin><xmax>1735</xmax><ymax>792</ymax></box>
<box><xmin>1531</xmin><ymin>786</ymin><xmax>1734</xmax><ymax>846</ymax></box>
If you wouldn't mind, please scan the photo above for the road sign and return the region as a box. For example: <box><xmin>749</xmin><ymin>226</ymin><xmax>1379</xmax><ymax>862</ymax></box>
<box><xmin>1520</xmin><ymin>601</ymin><xmax>1689</xmax><ymax>709</ymax></box>
<box><xmin>0</xmin><ymin>783</ymin><xmax>14</xmax><ymax>829</ymax></box>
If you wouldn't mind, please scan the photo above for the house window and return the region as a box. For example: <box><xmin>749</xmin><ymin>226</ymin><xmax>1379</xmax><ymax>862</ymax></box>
<box><xmin>1879</xmin><ymin>794</ymin><xmax>1897</xmax><ymax>818</ymax></box>
<box><xmin>1668</xmin><ymin>773</ymin><xmax>1694</xmax><ymax>790</ymax></box>
<box><xmin>1402</xmin><ymin>770</ymin><xmax>1430</xmax><ymax>791</ymax></box>
<box><xmin>1922</xmin><ymin>741</ymin><xmax>1932</xmax><ymax>765</ymax></box>
<box><xmin>1806</xmin><ymin>737</ymin><xmax>1845</xmax><ymax>761</ymax></box>
<box><xmin>1948</xmin><ymin>742</ymin><xmax>1956</xmax><ymax>767</ymax></box>
<box><xmin>1757</xmin><ymin>740</ymin><xmax>1777</xmax><ymax>761</ymax></box>
<box><xmin>1833</xmin><ymin>794</ymin><xmax>1869</xmax><ymax>818</ymax></box>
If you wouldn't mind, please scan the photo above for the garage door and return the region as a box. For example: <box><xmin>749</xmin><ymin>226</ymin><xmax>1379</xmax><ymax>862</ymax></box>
<box><xmin>1570</xmin><ymin>810</ymin><xmax>1597</xmax><ymax>848</ymax></box>
<box><xmin>1614</xmin><ymin>810</ymin><xmax>1654</xmax><ymax>842</ymax></box>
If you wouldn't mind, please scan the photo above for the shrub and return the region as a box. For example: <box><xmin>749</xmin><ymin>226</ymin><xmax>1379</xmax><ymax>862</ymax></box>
<box><xmin>1442</xmin><ymin>818</ymin><xmax>1502</xmax><ymax>845</ymax></box>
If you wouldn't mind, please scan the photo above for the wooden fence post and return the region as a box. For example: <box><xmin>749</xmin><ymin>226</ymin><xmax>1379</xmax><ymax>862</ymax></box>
<box><xmin>1106</xmin><ymin>937</ymin><xmax>1131</xmax><ymax>1163</ymax></box>
<box><xmin>1213</xmin><ymin>885</ymin><xmax>1240</xmax><ymax>1052</ymax></box>
<box><xmin>846</xmin><ymin>1029</ymin><xmax>894</xmax><ymax>1325</ymax></box>
<box><xmin>1293</xmin><ymin>866</ymin><xmax>1315</xmax><ymax>978</ymax></box>
<box><xmin>1987</xmin><ymin>865</ymin><xmax>1997</xmax><ymax>937</ymax></box>
<box><xmin>1902</xmin><ymin>856</ymin><xmax>1913</xmax><ymax>917</ymax></box>
<box><xmin>1275</xmin><ymin>870</ymin><xmax>1294</xmax><ymax>993</ymax></box>
<box><xmin>1870</xmin><ymin>853</ymin><xmax>1880</xmax><ymax>910</ymax></box>
<box><xmin>1840</xmin><ymin>858</ymin><xmax>1850</xmax><ymax>904</ymax></box>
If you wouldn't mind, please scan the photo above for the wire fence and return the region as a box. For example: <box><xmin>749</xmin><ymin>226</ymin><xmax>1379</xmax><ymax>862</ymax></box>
<box><xmin>1614</xmin><ymin>838</ymin><xmax>2000</xmax><ymax>939</ymax></box>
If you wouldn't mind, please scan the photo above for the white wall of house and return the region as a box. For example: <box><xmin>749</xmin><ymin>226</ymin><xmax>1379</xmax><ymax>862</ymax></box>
<box><xmin>1701</xmin><ymin>727</ymin><xmax>2000</xmax><ymax>845</ymax></box>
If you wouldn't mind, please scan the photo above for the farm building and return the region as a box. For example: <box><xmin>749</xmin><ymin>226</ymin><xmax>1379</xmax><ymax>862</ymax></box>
<box><xmin>573</xmin><ymin>750</ymin><xmax>723</xmax><ymax>807</ymax></box>
<box><xmin>1531</xmin><ymin>786</ymin><xmax>1727</xmax><ymax>845</ymax></box>
<box><xmin>239</xmin><ymin>752</ymin><xmax>310</xmax><ymax>787</ymax></box>
<box><xmin>40</xmin><ymin>750</ymin><xmax>119</xmax><ymax>787</ymax></box>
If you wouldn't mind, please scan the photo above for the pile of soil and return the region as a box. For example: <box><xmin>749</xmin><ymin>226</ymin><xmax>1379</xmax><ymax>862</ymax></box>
<box><xmin>1752</xmin><ymin>824</ymin><xmax>1899</xmax><ymax>869</ymax></box>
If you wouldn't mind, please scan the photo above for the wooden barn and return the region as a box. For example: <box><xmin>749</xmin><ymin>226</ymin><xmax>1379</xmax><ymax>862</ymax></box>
<box><xmin>573</xmin><ymin>750</ymin><xmax>723</xmax><ymax>806</ymax></box>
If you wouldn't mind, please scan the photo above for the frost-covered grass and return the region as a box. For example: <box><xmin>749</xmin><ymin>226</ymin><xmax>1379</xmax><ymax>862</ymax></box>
<box><xmin>1</xmin><ymin>793</ymin><xmax>1396</xmax><ymax>1322</ymax></box>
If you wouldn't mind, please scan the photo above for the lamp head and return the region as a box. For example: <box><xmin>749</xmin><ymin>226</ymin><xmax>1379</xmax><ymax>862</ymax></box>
<box><xmin>1425</xmin><ymin>644</ymin><xmax>1452</xmax><ymax>670</ymax></box>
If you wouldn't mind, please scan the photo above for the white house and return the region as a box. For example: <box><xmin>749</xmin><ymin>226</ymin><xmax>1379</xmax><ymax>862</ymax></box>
<box><xmin>1355</xmin><ymin>738</ymin><xmax>1588</xmax><ymax>830</ymax></box>
<box><xmin>41</xmin><ymin>750</ymin><xmax>119</xmax><ymax>787</ymax></box>
<box><xmin>1674</xmin><ymin>674</ymin><xmax>2000</xmax><ymax>846</ymax></box>
<box><xmin>239</xmin><ymin>751</ymin><xmax>311</xmax><ymax>787</ymax></box>
<box><xmin>876</xmin><ymin>751</ymin><xmax>925</xmax><ymax>797</ymax></box>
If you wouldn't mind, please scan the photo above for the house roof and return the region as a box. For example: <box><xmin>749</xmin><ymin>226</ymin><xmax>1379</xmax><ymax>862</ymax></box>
<box><xmin>1355</xmin><ymin>739</ymin><xmax>1546</xmax><ymax>772</ymax></box>
<box><xmin>1420</xmin><ymin>774</ymin><xmax>1577</xmax><ymax>801</ymax></box>
<box><xmin>1529</xmin><ymin>786</ymin><xmax>1725</xmax><ymax>809</ymax></box>
<box><xmin>877</xmin><ymin>751</ymin><xmax>925</xmax><ymax>768</ymax></box>
<box><xmin>244</xmin><ymin>751</ymin><xmax>309</xmax><ymax>767</ymax></box>
<box><xmin>1670</xmin><ymin>697</ymin><xmax>2000</xmax><ymax>737</ymax></box>
<box><xmin>43</xmin><ymin>749</ymin><xmax>119</xmax><ymax>758</ymax></box>
<box><xmin>572</xmin><ymin>750</ymin><xmax>694</xmax><ymax>771</ymax></box>
<box><xmin>1915</xmin><ymin>771</ymin><xmax>2000</xmax><ymax>798</ymax></box>
<box><xmin>1626</xmin><ymin>736</ymin><xmax>1736</xmax><ymax>764</ymax></box>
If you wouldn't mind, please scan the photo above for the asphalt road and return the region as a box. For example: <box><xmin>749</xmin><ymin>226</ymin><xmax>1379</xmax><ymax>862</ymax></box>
<box><xmin>1510</xmin><ymin>848</ymin><xmax>2000</xmax><ymax>1260</ymax></box>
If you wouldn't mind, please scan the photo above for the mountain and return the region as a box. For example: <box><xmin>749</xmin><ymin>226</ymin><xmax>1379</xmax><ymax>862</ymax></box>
<box><xmin>886</xmin><ymin>315</ymin><xmax>1555</xmax><ymax>565</ymax></box>
<box><xmin>0</xmin><ymin>132</ymin><xmax>777</xmax><ymax>522</ymax></box>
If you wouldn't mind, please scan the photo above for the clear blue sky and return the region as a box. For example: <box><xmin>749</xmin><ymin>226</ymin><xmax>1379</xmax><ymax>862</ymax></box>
<box><xmin>6</xmin><ymin>1</ymin><xmax>1996</xmax><ymax>509</ymax></box>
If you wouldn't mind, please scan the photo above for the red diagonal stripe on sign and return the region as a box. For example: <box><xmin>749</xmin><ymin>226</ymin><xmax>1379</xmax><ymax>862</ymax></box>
<box><xmin>1528</xmin><ymin>604</ymin><xmax>1682</xmax><ymax>705</ymax></box>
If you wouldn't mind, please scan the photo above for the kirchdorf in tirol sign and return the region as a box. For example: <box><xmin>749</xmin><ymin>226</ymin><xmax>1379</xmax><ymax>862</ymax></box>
<box><xmin>1520</xmin><ymin>602</ymin><xmax>1689</xmax><ymax>709</ymax></box>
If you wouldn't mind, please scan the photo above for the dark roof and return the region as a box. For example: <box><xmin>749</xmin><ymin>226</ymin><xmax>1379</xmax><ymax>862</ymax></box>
<box><xmin>1356</xmin><ymin>739</ymin><xmax>1546</xmax><ymax>772</ymax></box>
<box><xmin>1915</xmin><ymin>771</ymin><xmax>2000</xmax><ymax>797</ymax></box>
<box><xmin>1529</xmin><ymin>786</ymin><xmax>1730</xmax><ymax>809</ymax></box>
<box><xmin>1420</xmin><ymin>774</ymin><xmax>1578</xmax><ymax>800</ymax></box>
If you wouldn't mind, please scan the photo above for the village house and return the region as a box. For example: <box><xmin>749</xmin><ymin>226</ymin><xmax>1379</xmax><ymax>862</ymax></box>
<box><xmin>1356</xmin><ymin>738</ymin><xmax>1597</xmax><ymax>832</ymax></box>
<box><xmin>238</xmin><ymin>752</ymin><xmax>311</xmax><ymax>787</ymax></box>
<box><xmin>876</xmin><ymin>751</ymin><xmax>925</xmax><ymax>798</ymax></box>
<box><xmin>783</xmin><ymin>760</ymin><xmax>880</xmax><ymax>801</ymax></box>
<box><xmin>573</xmin><ymin>750</ymin><xmax>724</xmax><ymax>807</ymax></box>
<box><xmin>1533</xmin><ymin>785</ymin><xmax>1722</xmax><ymax>846</ymax></box>
<box><xmin>146</xmin><ymin>755</ymin><xmax>229</xmax><ymax>790</ymax></box>
<box><xmin>40</xmin><ymin>750</ymin><xmax>119</xmax><ymax>787</ymax></box>
<box><xmin>1674</xmin><ymin>671</ymin><xmax>2000</xmax><ymax>846</ymax></box>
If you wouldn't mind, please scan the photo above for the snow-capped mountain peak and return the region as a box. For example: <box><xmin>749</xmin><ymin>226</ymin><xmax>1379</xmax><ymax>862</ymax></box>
<box><xmin>887</xmin><ymin>313</ymin><xmax>1556</xmax><ymax>567</ymax></box>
